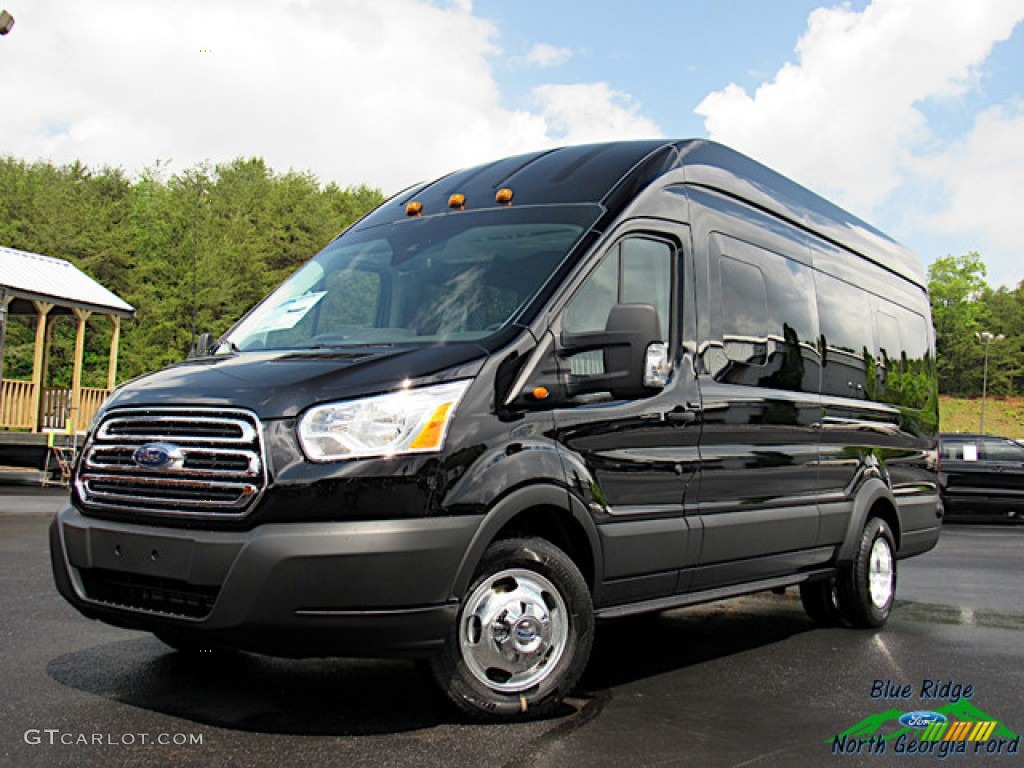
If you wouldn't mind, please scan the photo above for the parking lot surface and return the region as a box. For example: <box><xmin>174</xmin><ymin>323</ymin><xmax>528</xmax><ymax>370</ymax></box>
<box><xmin>2</xmin><ymin>487</ymin><xmax>1021</xmax><ymax>767</ymax></box>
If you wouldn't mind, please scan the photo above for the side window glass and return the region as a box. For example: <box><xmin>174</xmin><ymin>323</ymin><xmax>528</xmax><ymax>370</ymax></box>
<box><xmin>984</xmin><ymin>439</ymin><xmax>1024</xmax><ymax>462</ymax></box>
<box><xmin>720</xmin><ymin>255</ymin><xmax>768</xmax><ymax>365</ymax></box>
<box><xmin>706</xmin><ymin>235</ymin><xmax>819</xmax><ymax>393</ymax></box>
<box><xmin>562</xmin><ymin>236</ymin><xmax>673</xmax><ymax>375</ymax></box>
<box><xmin>621</xmin><ymin>238</ymin><xmax>671</xmax><ymax>340</ymax></box>
<box><xmin>872</xmin><ymin>302</ymin><xmax>931</xmax><ymax>409</ymax></box>
<box><xmin>817</xmin><ymin>272</ymin><xmax>870</xmax><ymax>399</ymax></box>
<box><xmin>563</xmin><ymin>254</ymin><xmax>619</xmax><ymax>333</ymax></box>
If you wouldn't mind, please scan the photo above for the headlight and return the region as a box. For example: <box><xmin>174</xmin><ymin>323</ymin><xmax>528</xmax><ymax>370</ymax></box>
<box><xmin>298</xmin><ymin>380</ymin><xmax>471</xmax><ymax>462</ymax></box>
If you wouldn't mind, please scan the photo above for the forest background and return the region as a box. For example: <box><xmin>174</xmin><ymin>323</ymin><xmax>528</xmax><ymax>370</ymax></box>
<box><xmin>1</xmin><ymin>156</ymin><xmax>1021</xmax><ymax>434</ymax></box>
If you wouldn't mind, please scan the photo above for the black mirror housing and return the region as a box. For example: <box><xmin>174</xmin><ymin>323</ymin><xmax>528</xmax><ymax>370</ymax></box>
<box><xmin>560</xmin><ymin>303</ymin><xmax>664</xmax><ymax>399</ymax></box>
<box><xmin>189</xmin><ymin>332</ymin><xmax>216</xmax><ymax>358</ymax></box>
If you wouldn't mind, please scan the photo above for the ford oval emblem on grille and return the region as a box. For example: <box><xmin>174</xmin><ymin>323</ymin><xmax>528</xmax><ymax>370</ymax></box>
<box><xmin>132</xmin><ymin>442</ymin><xmax>185</xmax><ymax>470</ymax></box>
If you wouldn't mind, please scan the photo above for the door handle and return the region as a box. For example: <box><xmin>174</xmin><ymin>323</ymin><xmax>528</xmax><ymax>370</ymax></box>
<box><xmin>666</xmin><ymin>408</ymin><xmax>697</xmax><ymax>425</ymax></box>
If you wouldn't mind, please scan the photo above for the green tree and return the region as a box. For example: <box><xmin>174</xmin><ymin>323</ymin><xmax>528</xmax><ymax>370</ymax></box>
<box><xmin>928</xmin><ymin>253</ymin><xmax>989</xmax><ymax>395</ymax></box>
<box><xmin>0</xmin><ymin>154</ymin><xmax>384</xmax><ymax>384</ymax></box>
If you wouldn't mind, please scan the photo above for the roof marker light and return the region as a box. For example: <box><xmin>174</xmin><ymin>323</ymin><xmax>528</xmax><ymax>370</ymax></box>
<box><xmin>495</xmin><ymin>188</ymin><xmax>514</xmax><ymax>205</ymax></box>
<box><xmin>448</xmin><ymin>193</ymin><xmax>466</xmax><ymax>210</ymax></box>
<box><xmin>405</xmin><ymin>201</ymin><xmax>423</xmax><ymax>217</ymax></box>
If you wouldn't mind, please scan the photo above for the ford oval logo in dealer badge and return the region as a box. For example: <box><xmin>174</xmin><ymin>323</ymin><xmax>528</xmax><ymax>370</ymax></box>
<box><xmin>898</xmin><ymin>711</ymin><xmax>948</xmax><ymax>729</ymax></box>
<box><xmin>132</xmin><ymin>442</ymin><xmax>185</xmax><ymax>470</ymax></box>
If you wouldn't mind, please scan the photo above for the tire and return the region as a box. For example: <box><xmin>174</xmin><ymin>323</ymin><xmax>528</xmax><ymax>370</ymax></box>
<box><xmin>836</xmin><ymin>517</ymin><xmax>897</xmax><ymax>628</ymax></box>
<box><xmin>428</xmin><ymin>537</ymin><xmax>594</xmax><ymax>721</ymax></box>
<box><xmin>799</xmin><ymin>577</ymin><xmax>845</xmax><ymax>626</ymax></box>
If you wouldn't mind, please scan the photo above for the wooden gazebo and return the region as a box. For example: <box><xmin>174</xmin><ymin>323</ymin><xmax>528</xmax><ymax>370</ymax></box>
<box><xmin>0</xmin><ymin>245</ymin><xmax>135</xmax><ymax>435</ymax></box>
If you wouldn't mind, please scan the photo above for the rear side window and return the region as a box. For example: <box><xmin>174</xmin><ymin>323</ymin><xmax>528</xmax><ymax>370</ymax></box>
<box><xmin>708</xmin><ymin>234</ymin><xmax>819</xmax><ymax>393</ymax></box>
<box><xmin>817</xmin><ymin>271</ymin><xmax>869</xmax><ymax>399</ymax></box>
<box><xmin>871</xmin><ymin>300</ymin><xmax>931</xmax><ymax>408</ymax></box>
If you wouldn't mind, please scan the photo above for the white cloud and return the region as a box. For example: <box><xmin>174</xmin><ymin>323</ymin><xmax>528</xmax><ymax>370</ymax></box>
<box><xmin>0</xmin><ymin>0</ymin><xmax>658</xmax><ymax>197</ymax></box>
<box><xmin>914</xmin><ymin>102</ymin><xmax>1024</xmax><ymax>277</ymax></box>
<box><xmin>694</xmin><ymin>0</ymin><xmax>1024</xmax><ymax>284</ymax></box>
<box><xmin>695</xmin><ymin>0</ymin><xmax>1024</xmax><ymax>213</ymax></box>
<box><xmin>532</xmin><ymin>83</ymin><xmax>662</xmax><ymax>145</ymax></box>
<box><xmin>523</xmin><ymin>43</ymin><xmax>573</xmax><ymax>69</ymax></box>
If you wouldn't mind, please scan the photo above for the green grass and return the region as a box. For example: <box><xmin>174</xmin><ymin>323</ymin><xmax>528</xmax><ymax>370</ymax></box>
<box><xmin>940</xmin><ymin>395</ymin><xmax>1024</xmax><ymax>439</ymax></box>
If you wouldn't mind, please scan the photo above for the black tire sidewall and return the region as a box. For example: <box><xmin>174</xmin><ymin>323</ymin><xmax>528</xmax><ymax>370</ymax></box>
<box><xmin>430</xmin><ymin>537</ymin><xmax>594</xmax><ymax>720</ymax></box>
<box><xmin>838</xmin><ymin>517</ymin><xmax>897</xmax><ymax>628</ymax></box>
<box><xmin>799</xmin><ymin>577</ymin><xmax>845</xmax><ymax>626</ymax></box>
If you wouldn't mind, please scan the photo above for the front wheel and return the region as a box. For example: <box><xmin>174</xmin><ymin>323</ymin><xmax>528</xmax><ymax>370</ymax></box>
<box><xmin>428</xmin><ymin>537</ymin><xmax>593</xmax><ymax>720</ymax></box>
<box><xmin>837</xmin><ymin>517</ymin><xmax>897</xmax><ymax>628</ymax></box>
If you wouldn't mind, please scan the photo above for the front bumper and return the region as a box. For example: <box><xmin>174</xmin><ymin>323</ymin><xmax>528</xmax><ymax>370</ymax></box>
<box><xmin>50</xmin><ymin>504</ymin><xmax>483</xmax><ymax>657</ymax></box>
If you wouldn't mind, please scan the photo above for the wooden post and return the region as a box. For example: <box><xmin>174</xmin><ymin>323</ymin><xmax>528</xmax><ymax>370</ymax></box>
<box><xmin>29</xmin><ymin>301</ymin><xmax>53</xmax><ymax>433</ymax></box>
<box><xmin>71</xmin><ymin>308</ymin><xmax>92</xmax><ymax>432</ymax></box>
<box><xmin>0</xmin><ymin>287</ymin><xmax>8</xmax><ymax>383</ymax></box>
<box><xmin>41</xmin><ymin>314</ymin><xmax>58</xmax><ymax>390</ymax></box>
<box><xmin>107</xmin><ymin>315</ymin><xmax>121</xmax><ymax>390</ymax></box>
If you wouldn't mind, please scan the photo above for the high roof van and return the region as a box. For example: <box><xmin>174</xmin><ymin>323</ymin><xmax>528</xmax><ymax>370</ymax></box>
<box><xmin>51</xmin><ymin>140</ymin><xmax>942</xmax><ymax>720</ymax></box>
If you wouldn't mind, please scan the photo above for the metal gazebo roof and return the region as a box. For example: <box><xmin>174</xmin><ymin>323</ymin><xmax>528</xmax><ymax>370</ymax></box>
<box><xmin>0</xmin><ymin>245</ymin><xmax>135</xmax><ymax>317</ymax></box>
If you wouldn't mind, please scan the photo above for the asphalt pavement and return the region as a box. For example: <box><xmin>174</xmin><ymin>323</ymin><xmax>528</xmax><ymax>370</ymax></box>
<box><xmin>1</xmin><ymin>487</ymin><xmax>1021</xmax><ymax>768</ymax></box>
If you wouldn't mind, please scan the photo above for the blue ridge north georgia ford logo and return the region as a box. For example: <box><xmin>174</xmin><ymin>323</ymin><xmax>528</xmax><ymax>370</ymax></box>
<box><xmin>132</xmin><ymin>442</ymin><xmax>185</xmax><ymax>470</ymax></box>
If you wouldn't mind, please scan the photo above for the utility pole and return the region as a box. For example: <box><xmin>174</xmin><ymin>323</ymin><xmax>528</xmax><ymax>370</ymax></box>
<box><xmin>976</xmin><ymin>331</ymin><xmax>1005</xmax><ymax>434</ymax></box>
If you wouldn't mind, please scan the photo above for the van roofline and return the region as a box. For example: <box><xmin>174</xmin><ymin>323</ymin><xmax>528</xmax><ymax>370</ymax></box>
<box><xmin>351</xmin><ymin>139</ymin><xmax>926</xmax><ymax>290</ymax></box>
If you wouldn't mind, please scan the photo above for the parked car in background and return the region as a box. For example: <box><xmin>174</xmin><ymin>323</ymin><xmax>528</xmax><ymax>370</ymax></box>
<box><xmin>940</xmin><ymin>433</ymin><xmax>1024</xmax><ymax>520</ymax></box>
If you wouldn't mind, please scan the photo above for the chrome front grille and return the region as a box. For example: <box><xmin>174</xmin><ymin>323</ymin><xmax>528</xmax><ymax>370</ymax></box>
<box><xmin>77</xmin><ymin>408</ymin><xmax>267</xmax><ymax>519</ymax></box>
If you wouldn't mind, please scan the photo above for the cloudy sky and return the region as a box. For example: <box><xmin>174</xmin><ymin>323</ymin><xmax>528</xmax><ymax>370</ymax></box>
<box><xmin>2</xmin><ymin>0</ymin><xmax>1023</xmax><ymax>285</ymax></box>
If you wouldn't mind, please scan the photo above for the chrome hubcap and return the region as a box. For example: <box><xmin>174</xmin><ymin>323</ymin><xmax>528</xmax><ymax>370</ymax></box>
<box><xmin>868</xmin><ymin>537</ymin><xmax>894</xmax><ymax>609</ymax></box>
<box><xmin>459</xmin><ymin>568</ymin><xmax>568</xmax><ymax>693</ymax></box>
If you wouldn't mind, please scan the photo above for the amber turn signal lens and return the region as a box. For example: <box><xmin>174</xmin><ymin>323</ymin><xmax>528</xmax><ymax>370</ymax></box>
<box><xmin>495</xmin><ymin>188</ymin><xmax>514</xmax><ymax>205</ymax></box>
<box><xmin>406</xmin><ymin>201</ymin><xmax>423</xmax><ymax>217</ymax></box>
<box><xmin>448</xmin><ymin>194</ymin><xmax>466</xmax><ymax>209</ymax></box>
<box><xmin>531</xmin><ymin>386</ymin><xmax>549</xmax><ymax>400</ymax></box>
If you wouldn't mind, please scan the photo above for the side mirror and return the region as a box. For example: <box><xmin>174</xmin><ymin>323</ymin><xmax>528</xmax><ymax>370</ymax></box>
<box><xmin>560</xmin><ymin>303</ymin><xmax>668</xmax><ymax>399</ymax></box>
<box><xmin>189</xmin><ymin>332</ymin><xmax>216</xmax><ymax>358</ymax></box>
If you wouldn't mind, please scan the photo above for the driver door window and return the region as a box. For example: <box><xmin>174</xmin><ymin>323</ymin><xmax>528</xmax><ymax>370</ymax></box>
<box><xmin>562</xmin><ymin>236</ymin><xmax>673</xmax><ymax>375</ymax></box>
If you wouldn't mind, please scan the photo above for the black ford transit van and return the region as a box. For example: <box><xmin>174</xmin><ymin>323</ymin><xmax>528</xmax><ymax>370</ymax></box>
<box><xmin>51</xmin><ymin>140</ymin><xmax>942</xmax><ymax>719</ymax></box>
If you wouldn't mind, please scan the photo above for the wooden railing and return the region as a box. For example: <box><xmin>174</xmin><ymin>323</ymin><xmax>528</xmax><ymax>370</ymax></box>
<box><xmin>39</xmin><ymin>387</ymin><xmax>72</xmax><ymax>431</ymax></box>
<box><xmin>0</xmin><ymin>379</ymin><xmax>36</xmax><ymax>430</ymax></box>
<box><xmin>0</xmin><ymin>380</ymin><xmax>110</xmax><ymax>432</ymax></box>
<box><xmin>78</xmin><ymin>387</ymin><xmax>110</xmax><ymax>431</ymax></box>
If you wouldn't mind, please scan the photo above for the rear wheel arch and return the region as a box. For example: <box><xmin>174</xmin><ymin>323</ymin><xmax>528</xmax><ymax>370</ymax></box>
<box><xmin>837</xmin><ymin>480</ymin><xmax>902</xmax><ymax>565</ymax></box>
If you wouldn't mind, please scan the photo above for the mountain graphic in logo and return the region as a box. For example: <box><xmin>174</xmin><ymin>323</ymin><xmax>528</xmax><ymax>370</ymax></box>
<box><xmin>834</xmin><ymin>701</ymin><xmax>1019</xmax><ymax>742</ymax></box>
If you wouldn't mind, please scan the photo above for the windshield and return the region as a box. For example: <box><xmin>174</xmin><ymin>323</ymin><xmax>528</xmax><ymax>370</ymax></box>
<box><xmin>223</xmin><ymin>205</ymin><xmax>601</xmax><ymax>351</ymax></box>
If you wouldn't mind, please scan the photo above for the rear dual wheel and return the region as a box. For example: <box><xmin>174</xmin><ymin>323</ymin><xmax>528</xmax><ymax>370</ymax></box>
<box><xmin>838</xmin><ymin>517</ymin><xmax>896</xmax><ymax>628</ymax></box>
<box><xmin>801</xmin><ymin>517</ymin><xmax>896</xmax><ymax>628</ymax></box>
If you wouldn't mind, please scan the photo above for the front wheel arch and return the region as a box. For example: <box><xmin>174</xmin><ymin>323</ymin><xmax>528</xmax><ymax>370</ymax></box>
<box><xmin>449</xmin><ymin>484</ymin><xmax>602</xmax><ymax>599</ymax></box>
